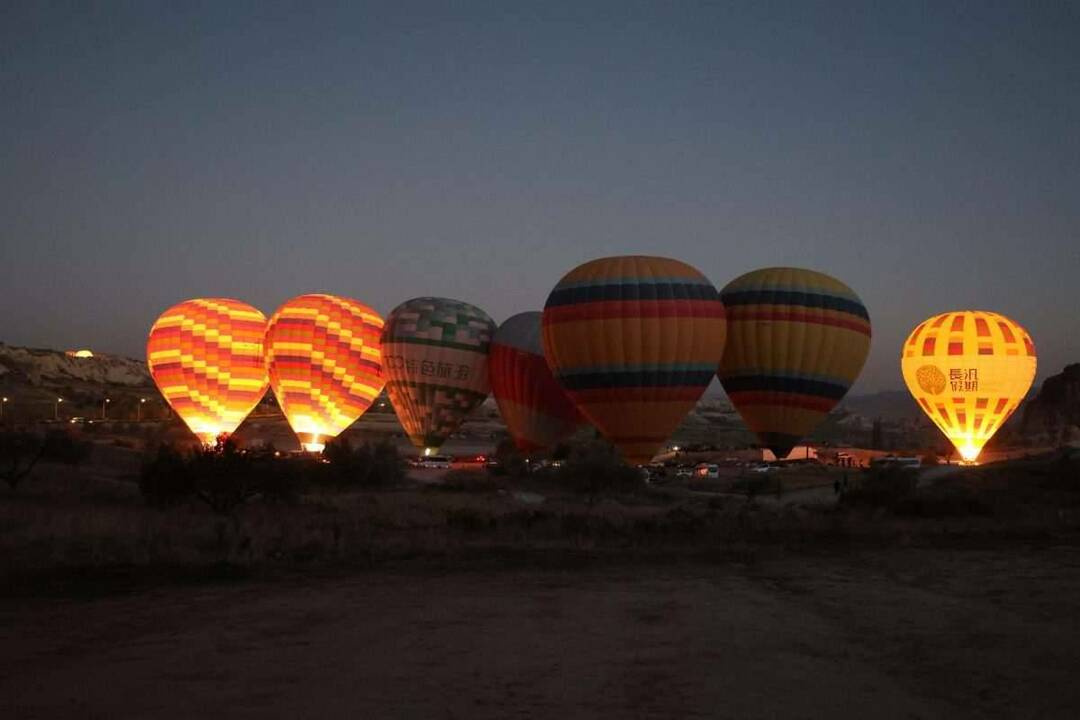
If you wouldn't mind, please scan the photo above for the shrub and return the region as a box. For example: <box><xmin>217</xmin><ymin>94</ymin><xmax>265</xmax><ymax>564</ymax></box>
<box><xmin>139</xmin><ymin>437</ymin><xmax>407</xmax><ymax>511</ymax></box>
<box><xmin>41</xmin><ymin>430</ymin><xmax>92</xmax><ymax>466</ymax></box>
<box><xmin>840</xmin><ymin>465</ymin><xmax>918</xmax><ymax>509</ymax></box>
<box><xmin>139</xmin><ymin>443</ymin><xmax>196</xmax><ymax>507</ymax></box>
<box><xmin>551</xmin><ymin>440</ymin><xmax>644</xmax><ymax>502</ymax></box>
<box><xmin>492</xmin><ymin>437</ymin><xmax>526</xmax><ymax>476</ymax></box>
<box><xmin>0</xmin><ymin>430</ymin><xmax>45</xmax><ymax>490</ymax></box>
<box><xmin>439</xmin><ymin>469</ymin><xmax>501</xmax><ymax>493</ymax></box>
<box><xmin>321</xmin><ymin>437</ymin><xmax>405</xmax><ymax>488</ymax></box>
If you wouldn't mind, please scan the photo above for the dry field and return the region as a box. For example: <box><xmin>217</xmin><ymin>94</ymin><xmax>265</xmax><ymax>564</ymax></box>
<box><xmin>3</xmin><ymin>548</ymin><xmax>1080</xmax><ymax>719</ymax></box>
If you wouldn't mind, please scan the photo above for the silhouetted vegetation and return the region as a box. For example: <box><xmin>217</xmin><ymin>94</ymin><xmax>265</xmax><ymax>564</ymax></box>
<box><xmin>139</xmin><ymin>437</ymin><xmax>406</xmax><ymax>512</ymax></box>
<box><xmin>550</xmin><ymin>440</ymin><xmax>644</xmax><ymax>503</ymax></box>
<box><xmin>1</xmin><ymin>429</ymin><xmax>91</xmax><ymax>490</ymax></box>
<box><xmin>1</xmin><ymin>430</ymin><xmax>45</xmax><ymax>490</ymax></box>
<box><xmin>491</xmin><ymin>438</ymin><xmax>526</xmax><ymax>476</ymax></box>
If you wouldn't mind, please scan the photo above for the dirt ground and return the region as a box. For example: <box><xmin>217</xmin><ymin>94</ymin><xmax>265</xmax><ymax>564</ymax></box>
<box><xmin>3</xmin><ymin>547</ymin><xmax>1080</xmax><ymax>719</ymax></box>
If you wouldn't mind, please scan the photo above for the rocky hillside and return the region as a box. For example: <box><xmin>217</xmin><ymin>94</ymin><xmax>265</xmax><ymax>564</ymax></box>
<box><xmin>0</xmin><ymin>344</ymin><xmax>150</xmax><ymax>389</ymax></box>
<box><xmin>0</xmin><ymin>344</ymin><xmax>154</xmax><ymax>421</ymax></box>
<box><xmin>1022</xmin><ymin>364</ymin><xmax>1080</xmax><ymax>444</ymax></box>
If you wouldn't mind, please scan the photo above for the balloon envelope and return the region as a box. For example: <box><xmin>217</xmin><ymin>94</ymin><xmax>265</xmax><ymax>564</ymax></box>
<box><xmin>901</xmin><ymin>310</ymin><xmax>1036</xmax><ymax>463</ymax></box>
<box><xmin>489</xmin><ymin>312</ymin><xmax>583</xmax><ymax>453</ymax></box>
<box><xmin>264</xmin><ymin>294</ymin><xmax>386</xmax><ymax>452</ymax></box>
<box><xmin>382</xmin><ymin>297</ymin><xmax>495</xmax><ymax>453</ymax></box>
<box><xmin>718</xmin><ymin>267</ymin><xmax>871</xmax><ymax>460</ymax></box>
<box><xmin>542</xmin><ymin>256</ymin><xmax>727</xmax><ymax>465</ymax></box>
<box><xmin>146</xmin><ymin>298</ymin><xmax>269</xmax><ymax>445</ymax></box>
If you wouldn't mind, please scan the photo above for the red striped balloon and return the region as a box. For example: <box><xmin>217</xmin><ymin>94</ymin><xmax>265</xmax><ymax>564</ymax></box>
<box><xmin>489</xmin><ymin>312</ymin><xmax>583</xmax><ymax>453</ymax></box>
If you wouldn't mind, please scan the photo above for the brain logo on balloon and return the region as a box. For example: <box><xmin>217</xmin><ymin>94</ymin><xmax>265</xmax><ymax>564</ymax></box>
<box><xmin>916</xmin><ymin>365</ymin><xmax>947</xmax><ymax>395</ymax></box>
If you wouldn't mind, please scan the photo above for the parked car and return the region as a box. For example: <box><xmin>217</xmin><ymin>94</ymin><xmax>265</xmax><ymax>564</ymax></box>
<box><xmin>694</xmin><ymin>463</ymin><xmax>720</xmax><ymax>480</ymax></box>
<box><xmin>418</xmin><ymin>454</ymin><xmax>452</xmax><ymax>469</ymax></box>
<box><xmin>675</xmin><ymin>466</ymin><xmax>694</xmax><ymax>479</ymax></box>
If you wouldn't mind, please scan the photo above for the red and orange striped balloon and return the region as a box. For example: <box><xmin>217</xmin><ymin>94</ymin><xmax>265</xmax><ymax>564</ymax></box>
<box><xmin>264</xmin><ymin>294</ymin><xmax>386</xmax><ymax>452</ymax></box>
<box><xmin>489</xmin><ymin>312</ymin><xmax>583</xmax><ymax>453</ymax></box>
<box><xmin>147</xmin><ymin>298</ymin><xmax>269</xmax><ymax>445</ymax></box>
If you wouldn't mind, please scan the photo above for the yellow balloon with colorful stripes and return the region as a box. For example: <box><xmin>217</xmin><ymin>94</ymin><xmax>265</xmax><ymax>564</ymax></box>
<box><xmin>146</xmin><ymin>298</ymin><xmax>269</xmax><ymax>445</ymax></box>
<box><xmin>542</xmin><ymin>256</ymin><xmax>727</xmax><ymax>465</ymax></box>
<box><xmin>901</xmin><ymin>311</ymin><xmax>1036</xmax><ymax>463</ymax></box>
<box><xmin>265</xmin><ymin>294</ymin><xmax>386</xmax><ymax>452</ymax></box>
<box><xmin>718</xmin><ymin>267</ymin><xmax>871</xmax><ymax>460</ymax></box>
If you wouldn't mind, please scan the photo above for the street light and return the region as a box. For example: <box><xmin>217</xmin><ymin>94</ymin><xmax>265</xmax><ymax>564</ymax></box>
<box><xmin>138</xmin><ymin>397</ymin><xmax>146</xmax><ymax>422</ymax></box>
<box><xmin>102</xmin><ymin>397</ymin><xmax>111</xmax><ymax>420</ymax></box>
<box><xmin>55</xmin><ymin>397</ymin><xmax>63</xmax><ymax>421</ymax></box>
<box><xmin>1</xmin><ymin>396</ymin><xmax>8</xmax><ymax>421</ymax></box>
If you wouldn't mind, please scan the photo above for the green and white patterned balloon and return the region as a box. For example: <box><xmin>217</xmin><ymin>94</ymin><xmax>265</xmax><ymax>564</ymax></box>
<box><xmin>381</xmin><ymin>297</ymin><xmax>495</xmax><ymax>452</ymax></box>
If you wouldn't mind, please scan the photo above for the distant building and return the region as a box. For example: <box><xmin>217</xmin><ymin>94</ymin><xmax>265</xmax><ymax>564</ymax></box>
<box><xmin>762</xmin><ymin>446</ymin><xmax>818</xmax><ymax>462</ymax></box>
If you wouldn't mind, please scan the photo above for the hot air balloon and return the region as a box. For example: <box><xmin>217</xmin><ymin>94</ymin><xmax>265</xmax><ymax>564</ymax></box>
<box><xmin>264</xmin><ymin>294</ymin><xmax>386</xmax><ymax>452</ymax></box>
<box><xmin>542</xmin><ymin>256</ymin><xmax>727</xmax><ymax>465</ymax></box>
<box><xmin>718</xmin><ymin>267</ymin><xmax>871</xmax><ymax>460</ymax></box>
<box><xmin>489</xmin><ymin>312</ymin><xmax>584</xmax><ymax>453</ymax></box>
<box><xmin>382</xmin><ymin>297</ymin><xmax>495</xmax><ymax>454</ymax></box>
<box><xmin>901</xmin><ymin>311</ymin><xmax>1036</xmax><ymax>463</ymax></box>
<box><xmin>146</xmin><ymin>298</ymin><xmax>269</xmax><ymax>445</ymax></box>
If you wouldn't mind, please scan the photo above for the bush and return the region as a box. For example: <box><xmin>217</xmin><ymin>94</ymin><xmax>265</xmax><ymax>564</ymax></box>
<box><xmin>551</xmin><ymin>440</ymin><xmax>644</xmax><ymax>502</ymax></box>
<box><xmin>492</xmin><ymin>438</ymin><xmax>526</xmax><ymax>476</ymax></box>
<box><xmin>41</xmin><ymin>430</ymin><xmax>92</xmax><ymax>466</ymax></box>
<box><xmin>139</xmin><ymin>443</ymin><xmax>195</xmax><ymax>507</ymax></box>
<box><xmin>840</xmin><ymin>466</ymin><xmax>918</xmax><ymax>509</ymax></box>
<box><xmin>893</xmin><ymin>483</ymin><xmax>991</xmax><ymax>517</ymax></box>
<box><xmin>140</xmin><ymin>438</ymin><xmax>296</xmax><ymax>513</ymax></box>
<box><xmin>139</xmin><ymin>437</ymin><xmax>406</xmax><ymax>512</ymax></box>
<box><xmin>438</xmin><ymin>469</ymin><xmax>501</xmax><ymax>493</ymax></box>
<box><xmin>0</xmin><ymin>430</ymin><xmax>45</xmax><ymax>490</ymax></box>
<box><xmin>321</xmin><ymin>437</ymin><xmax>405</xmax><ymax>488</ymax></box>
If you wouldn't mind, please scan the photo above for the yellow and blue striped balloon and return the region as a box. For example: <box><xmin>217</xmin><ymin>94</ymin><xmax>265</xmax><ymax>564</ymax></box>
<box><xmin>542</xmin><ymin>256</ymin><xmax>727</xmax><ymax>465</ymax></box>
<box><xmin>718</xmin><ymin>267</ymin><xmax>871</xmax><ymax>459</ymax></box>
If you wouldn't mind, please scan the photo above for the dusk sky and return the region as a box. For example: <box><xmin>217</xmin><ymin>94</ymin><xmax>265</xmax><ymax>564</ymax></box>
<box><xmin>2</xmin><ymin>1</ymin><xmax>1077</xmax><ymax>393</ymax></box>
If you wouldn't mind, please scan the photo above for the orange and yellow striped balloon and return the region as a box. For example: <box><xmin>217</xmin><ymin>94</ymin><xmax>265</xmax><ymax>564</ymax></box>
<box><xmin>901</xmin><ymin>311</ymin><xmax>1036</xmax><ymax>463</ymax></box>
<box><xmin>147</xmin><ymin>298</ymin><xmax>269</xmax><ymax>445</ymax></box>
<box><xmin>718</xmin><ymin>267</ymin><xmax>871</xmax><ymax>460</ymax></box>
<box><xmin>265</xmin><ymin>294</ymin><xmax>386</xmax><ymax>452</ymax></box>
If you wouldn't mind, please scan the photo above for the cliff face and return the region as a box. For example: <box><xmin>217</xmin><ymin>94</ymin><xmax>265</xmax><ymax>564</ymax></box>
<box><xmin>0</xmin><ymin>344</ymin><xmax>150</xmax><ymax>388</ymax></box>
<box><xmin>1022</xmin><ymin>364</ymin><xmax>1080</xmax><ymax>443</ymax></box>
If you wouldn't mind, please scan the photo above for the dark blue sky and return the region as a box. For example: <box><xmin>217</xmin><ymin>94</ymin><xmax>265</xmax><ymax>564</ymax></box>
<box><xmin>2</xmin><ymin>1</ymin><xmax>1077</xmax><ymax>392</ymax></box>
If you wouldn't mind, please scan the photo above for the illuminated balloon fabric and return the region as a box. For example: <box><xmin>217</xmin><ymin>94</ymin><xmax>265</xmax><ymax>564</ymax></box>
<box><xmin>382</xmin><ymin>297</ymin><xmax>495</xmax><ymax>452</ymax></box>
<box><xmin>542</xmin><ymin>256</ymin><xmax>727</xmax><ymax>465</ymax></box>
<box><xmin>146</xmin><ymin>298</ymin><xmax>269</xmax><ymax>445</ymax></box>
<box><xmin>264</xmin><ymin>294</ymin><xmax>386</xmax><ymax>451</ymax></box>
<box><xmin>718</xmin><ymin>267</ymin><xmax>871</xmax><ymax>460</ymax></box>
<box><xmin>901</xmin><ymin>311</ymin><xmax>1036</xmax><ymax>463</ymax></box>
<box><xmin>489</xmin><ymin>312</ymin><xmax>583</xmax><ymax>453</ymax></box>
